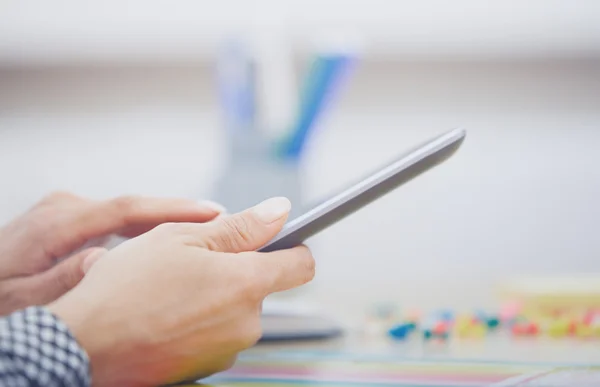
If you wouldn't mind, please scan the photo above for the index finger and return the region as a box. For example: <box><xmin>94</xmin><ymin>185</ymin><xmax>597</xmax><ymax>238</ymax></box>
<box><xmin>101</xmin><ymin>196</ymin><xmax>226</xmax><ymax>238</ymax></box>
<box><xmin>244</xmin><ymin>245</ymin><xmax>316</xmax><ymax>295</ymax></box>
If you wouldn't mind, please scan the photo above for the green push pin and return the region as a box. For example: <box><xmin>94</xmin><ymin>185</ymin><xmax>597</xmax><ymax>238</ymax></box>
<box><xmin>486</xmin><ymin>317</ymin><xmax>500</xmax><ymax>329</ymax></box>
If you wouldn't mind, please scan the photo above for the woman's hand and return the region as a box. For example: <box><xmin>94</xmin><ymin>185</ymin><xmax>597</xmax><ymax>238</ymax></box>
<box><xmin>48</xmin><ymin>197</ymin><xmax>315</xmax><ymax>387</ymax></box>
<box><xmin>0</xmin><ymin>191</ymin><xmax>225</xmax><ymax>315</ymax></box>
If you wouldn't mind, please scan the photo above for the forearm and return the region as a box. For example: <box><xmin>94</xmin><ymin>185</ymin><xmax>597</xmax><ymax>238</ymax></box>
<box><xmin>0</xmin><ymin>306</ymin><xmax>91</xmax><ymax>386</ymax></box>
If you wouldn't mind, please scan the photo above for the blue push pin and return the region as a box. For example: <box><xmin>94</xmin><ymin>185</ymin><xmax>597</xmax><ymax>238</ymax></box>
<box><xmin>437</xmin><ymin>309</ymin><xmax>455</xmax><ymax>323</ymax></box>
<box><xmin>388</xmin><ymin>323</ymin><xmax>413</xmax><ymax>340</ymax></box>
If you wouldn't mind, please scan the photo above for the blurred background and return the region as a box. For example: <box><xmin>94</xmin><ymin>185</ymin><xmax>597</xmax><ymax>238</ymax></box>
<box><xmin>1</xmin><ymin>0</ymin><xmax>600</xmax><ymax>329</ymax></box>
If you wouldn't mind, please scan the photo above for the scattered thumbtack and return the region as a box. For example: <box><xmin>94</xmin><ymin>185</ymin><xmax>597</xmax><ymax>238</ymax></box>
<box><xmin>388</xmin><ymin>323</ymin><xmax>415</xmax><ymax>340</ymax></box>
<box><xmin>547</xmin><ymin>319</ymin><xmax>570</xmax><ymax>338</ymax></box>
<box><xmin>576</xmin><ymin>323</ymin><xmax>595</xmax><ymax>338</ymax></box>
<box><xmin>511</xmin><ymin>321</ymin><xmax>539</xmax><ymax>336</ymax></box>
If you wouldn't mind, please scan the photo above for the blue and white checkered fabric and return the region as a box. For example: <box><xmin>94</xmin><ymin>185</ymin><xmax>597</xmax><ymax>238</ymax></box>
<box><xmin>0</xmin><ymin>307</ymin><xmax>91</xmax><ymax>387</ymax></box>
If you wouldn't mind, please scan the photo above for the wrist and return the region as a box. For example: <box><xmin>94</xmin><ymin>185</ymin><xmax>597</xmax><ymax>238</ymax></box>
<box><xmin>48</xmin><ymin>294</ymin><xmax>132</xmax><ymax>386</ymax></box>
<box><xmin>48</xmin><ymin>295</ymin><xmax>106</xmax><ymax>384</ymax></box>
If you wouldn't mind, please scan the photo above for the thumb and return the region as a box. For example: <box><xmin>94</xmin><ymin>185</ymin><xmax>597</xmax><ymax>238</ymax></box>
<box><xmin>19</xmin><ymin>247</ymin><xmax>107</xmax><ymax>305</ymax></box>
<box><xmin>194</xmin><ymin>197</ymin><xmax>291</xmax><ymax>253</ymax></box>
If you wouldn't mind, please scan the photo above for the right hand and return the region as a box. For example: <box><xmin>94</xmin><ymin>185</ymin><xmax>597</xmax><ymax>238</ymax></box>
<box><xmin>48</xmin><ymin>197</ymin><xmax>315</xmax><ymax>387</ymax></box>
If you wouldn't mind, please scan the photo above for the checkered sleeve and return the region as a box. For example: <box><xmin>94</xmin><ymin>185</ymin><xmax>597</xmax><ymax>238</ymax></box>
<box><xmin>0</xmin><ymin>306</ymin><xmax>91</xmax><ymax>387</ymax></box>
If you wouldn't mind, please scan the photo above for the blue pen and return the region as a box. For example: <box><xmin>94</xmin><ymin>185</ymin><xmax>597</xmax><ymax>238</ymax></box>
<box><xmin>280</xmin><ymin>53</ymin><xmax>356</xmax><ymax>160</ymax></box>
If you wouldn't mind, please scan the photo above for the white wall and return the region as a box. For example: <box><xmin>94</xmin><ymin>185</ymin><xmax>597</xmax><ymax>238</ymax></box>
<box><xmin>1</xmin><ymin>59</ymin><xmax>599</xmax><ymax>322</ymax></box>
<box><xmin>2</xmin><ymin>0</ymin><xmax>599</xmax><ymax>63</ymax></box>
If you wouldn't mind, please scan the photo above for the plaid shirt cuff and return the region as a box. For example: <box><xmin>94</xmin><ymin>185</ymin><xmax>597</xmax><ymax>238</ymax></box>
<box><xmin>0</xmin><ymin>306</ymin><xmax>91</xmax><ymax>387</ymax></box>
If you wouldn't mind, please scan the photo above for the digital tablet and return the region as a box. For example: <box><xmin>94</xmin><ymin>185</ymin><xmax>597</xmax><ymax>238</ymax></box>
<box><xmin>258</xmin><ymin>127</ymin><xmax>466</xmax><ymax>252</ymax></box>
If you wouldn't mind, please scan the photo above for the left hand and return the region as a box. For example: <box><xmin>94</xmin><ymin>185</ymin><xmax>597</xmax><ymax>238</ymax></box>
<box><xmin>0</xmin><ymin>191</ymin><xmax>225</xmax><ymax>315</ymax></box>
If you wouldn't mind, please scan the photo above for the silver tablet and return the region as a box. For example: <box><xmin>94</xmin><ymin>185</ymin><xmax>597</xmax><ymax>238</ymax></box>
<box><xmin>258</xmin><ymin>128</ymin><xmax>466</xmax><ymax>252</ymax></box>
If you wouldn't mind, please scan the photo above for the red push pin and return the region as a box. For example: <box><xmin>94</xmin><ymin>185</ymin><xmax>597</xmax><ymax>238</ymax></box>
<box><xmin>528</xmin><ymin>322</ymin><xmax>539</xmax><ymax>335</ymax></box>
<box><xmin>583</xmin><ymin>310</ymin><xmax>596</xmax><ymax>325</ymax></box>
<box><xmin>433</xmin><ymin>321</ymin><xmax>449</xmax><ymax>335</ymax></box>
<box><xmin>512</xmin><ymin>322</ymin><xmax>538</xmax><ymax>336</ymax></box>
<box><xmin>568</xmin><ymin>320</ymin><xmax>579</xmax><ymax>336</ymax></box>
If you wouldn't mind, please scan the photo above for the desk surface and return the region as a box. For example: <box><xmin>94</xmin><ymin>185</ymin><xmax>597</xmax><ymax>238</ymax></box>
<box><xmin>186</xmin><ymin>332</ymin><xmax>600</xmax><ymax>386</ymax></box>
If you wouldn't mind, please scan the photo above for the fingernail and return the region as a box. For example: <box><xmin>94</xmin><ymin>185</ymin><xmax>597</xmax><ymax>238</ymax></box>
<box><xmin>198</xmin><ymin>200</ymin><xmax>227</xmax><ymax>214</ymax></box>
<box><xmin>252</xmin><ymin>197</ymin><xmax>291</xmax><ymax>223</ymax></box>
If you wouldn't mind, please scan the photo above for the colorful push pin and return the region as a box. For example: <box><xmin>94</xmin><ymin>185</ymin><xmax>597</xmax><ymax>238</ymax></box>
<box><xmin>568</xmin><ymin>320</ymin><xmax>579</xmax><ymax>336</ymax></box>
<box><xmin>475</xmin><ymin>309</ymin><xmax>500</xmax><ymax>329</ymax></box>
<box><xmin>455</xmin><ymin>317</ymin><xmax>486</xmax><ymax>339</ymax></box>
<box><xmin>499</xmin><ymin>301</ymin><xmax>522</xmax><ymax>325</ymax></box>
<box><xmin>455</xmin><ymin>316</ymin><xmax>473</xmax><ymax>336</ymax></box>
<box><xmin>486</xmin><ymin>317</ymin><xmax>500</xmax><ymax>329</ymax></box>
<box><xmin>388</xmin><ymin>323</ymin><xmax>413</xmax><ymax>340</ymax></box>
<box><xmin>511</xmin><ymin>324</ymin><xmax>526</xmax><ymax>336</ymax></box>
<box><xmin>576</xmin><ymin>323</ymin><xmax>595</xmax><ymax>338</ymax></box>
<box><xmin>455</xmin><ymin>315</ymin><xmax>470</xmax><ymax>327</ymax></box>
<box><xmin>436</xmin><ymin>309</ymin><xmax>455</xmax><ymax>323</ymax></box>
<box><xmin>420</xmin><ymin>315</ymin><xmax>448</xmax><ymax>340</ymax></box>
<box><xmin>423</xmin><ymin>329</ymin><xmax>434</xmax><ymax>339</ymax></box>
<box><xmin>434</xmin><ymin>321</ymin><xmax>449</xmax><ymax>332</ymax></box>
<box><xmin>470</xmin><ymin>323</ymin><xmax>487</xmax><ymax>338</ymax></box>
<box><xmin>511</xmin><ymin>321</ymin><xmax>539</xmax><ymax>336</ymax></box>
<box><xmin>583</xmin><ymin>310</ymin><xmax>600</xmax><ymax>326</ymax></box>
<box><xmin>432</xmin><ymin>321</ymin><xmax>450</xmax><ymax>339</ymax></box>
<box><xmin>547</xmin><ymin>319</ymin><xmax>569</xmax><ymax>338</ymax></box>
<box><xmin>583</xmin><ymin>311</ymin><xmax>594</xmax><ymax>325</ymax></box>
<box><xmin>590</xmin><ymin>314</ymin><xmax>600</xmax><ymax>337</ymax></box>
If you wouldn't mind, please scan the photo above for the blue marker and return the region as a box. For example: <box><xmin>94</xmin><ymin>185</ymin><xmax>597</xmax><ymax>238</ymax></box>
<box><xmin>278</xmin><ymin>52</ymin><xmax>356</xmax><ymax>160</ymax></box>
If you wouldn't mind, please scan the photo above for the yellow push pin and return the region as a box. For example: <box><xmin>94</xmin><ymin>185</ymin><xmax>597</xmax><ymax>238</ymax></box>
<box><xmin>591</xmin><ymin>323</ymin><xmax>600</xmax><ymax>338</ymax></box>
<box><xmin>547</xmin><ymin>319</ymin><xmax>569</xmax><ymax>338</ymax></box>
<box><xmin>454</xmin><ymin>315</ymin><xmax>470</xmax><ymax>336</ymax></box>
<box><xmin>456</xmin><ymin>319</ymin><xmax>486</xmax><ymax>339</ymax></box>
<box><xmin>576</xmin><ymin>323</ymin><xmax>594</xmax><ymax>338</ymax></box>
<box><xmin>470</xmin><ymin>323</ymin><xmax>487</xmax><ymax>338</ymax></box>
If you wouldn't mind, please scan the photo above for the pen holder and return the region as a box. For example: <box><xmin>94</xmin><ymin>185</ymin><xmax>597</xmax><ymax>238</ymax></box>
<box><xmin>211</xmin><ymin>132</ymin><xmax>309</xmax><ymax>299</ymax></box>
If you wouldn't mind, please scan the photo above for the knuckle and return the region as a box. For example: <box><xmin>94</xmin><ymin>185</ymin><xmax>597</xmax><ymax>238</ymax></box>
<box><xmin>148</xmin><ymin>223</ymin><xmax>193</xmax><ymax>247</ymax></box>
<box><xmin>210</xmin><ymin>216</ymin><xmax>254</xmax><ymax>251</ymax></box>
<box><xmin>151</xmin><ymin>222</ymin><xmax>181</xmax><ymax>236</ymax></box>
<box><xmin>110</xmin><ymin>195</ymin><xmax>140</xmax><ymax>215</ymax></box>
<box><xmin>224</xmin><ymin>216</ymin><xmax>253</xmax><ymax>246</ymax></box>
